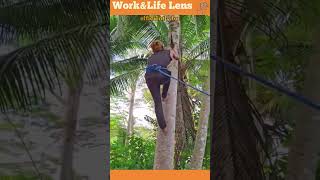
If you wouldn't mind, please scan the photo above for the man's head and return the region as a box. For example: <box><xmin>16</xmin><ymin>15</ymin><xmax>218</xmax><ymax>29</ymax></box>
<box><xmin>150</xmin><ymin>40</ymin><xmax>164</xmax><ymax>53</ymax></box>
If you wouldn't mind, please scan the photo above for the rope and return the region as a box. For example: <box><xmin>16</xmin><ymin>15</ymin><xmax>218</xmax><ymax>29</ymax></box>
<box><xmin>146</xmin><ymin>54</ymin><xmax>320</xmax><ymax>111</ymax></box>
<box><xmin>212</xmin><ymin>55</ymin><xmax>320</xmax><ymax>111</ymax></box>
<box><xmin>146</xmin><ymin>64</ymin><xmax>211</xmax><ymax>96</ymax></box>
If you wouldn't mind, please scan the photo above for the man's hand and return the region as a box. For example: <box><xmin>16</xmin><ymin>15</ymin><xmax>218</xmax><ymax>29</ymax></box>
<box><xmin>170</xmin><ymin>49</ymin><xmax>179</xmax><ymax>60</ymax></box>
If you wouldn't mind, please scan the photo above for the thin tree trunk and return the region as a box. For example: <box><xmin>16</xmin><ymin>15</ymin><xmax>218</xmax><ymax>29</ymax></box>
<box><xmin>153</xmin><ymin>15</ymin><xmax>180</xmax><ymax>169</ymax></box>
<box><xmin>125</xmin><ymin>82</ymin><xmax>137</xmax><ymax>145</ymax></box>
<box><xmin>190</xmin><ymin>77</ymin><xmax>210</xmax><ymax>169</ymax></box>
<box><xmin>60</xmin><ymin>81</ymin><xmax>83</xmax><ymax>180</ymax></box>
<box><xmin>286</xmin><ymin>32</ymin><xmax>320</xmax><ymax>180</ymax></box>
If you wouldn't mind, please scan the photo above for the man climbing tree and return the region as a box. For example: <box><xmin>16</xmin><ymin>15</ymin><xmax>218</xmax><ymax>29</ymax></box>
<box><xmin>145</xmin><ymin>40</ymin><xmax>179</xmax><ymax>133</ymax></box>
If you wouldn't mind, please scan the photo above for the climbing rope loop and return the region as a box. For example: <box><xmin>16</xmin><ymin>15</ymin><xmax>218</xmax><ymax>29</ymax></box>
<box><xmin>145</xmin><ymin>64</ymin><xmax>211</xmax><ymax>96</ymax></box>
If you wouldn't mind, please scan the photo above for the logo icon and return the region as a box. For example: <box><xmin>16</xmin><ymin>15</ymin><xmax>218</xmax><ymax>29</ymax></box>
<box><xmin>197</xmin><ymin>1</ymin><xmax>209</xmax><ymax>15</ymax></box>
<box><xmin>200</xmin><ymin>2</ymin><xmax>208</xmax><ymax>10</ymax></box>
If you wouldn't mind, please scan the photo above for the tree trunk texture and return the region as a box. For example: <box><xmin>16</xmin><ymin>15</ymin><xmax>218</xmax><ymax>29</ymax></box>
<box><xmin>60</xmin><ymin>81</ymin><xmax>83</xmax><ymax>180</ymax></box>
<box><xmin>174</xmin><ymin>34</ymin><xmax>186</xmax><ymax>168</ymax></box>
<box><xmin>153</xmin><ymin>15</ymin><xmax>180</xmax><ymax>169</ymax></box>
<box><xmin>286</xmin><ymin>31</ymin><xmax>320</xmax><ymax>180</ymax></box>
<box><xmin>125</xmin><ymin>82</ymin><xmax>137</xmax><ymax>145</ymax></box>
<box><xmin>212</xmin><ymin>0</ymin><xmax>265</xmax><ymax>179</ymax></box>
<box><xmin>174</xmin><ymin>62</ymin><xmax>195</xmax><ymax>169</ymax></box>
<box><xmin>190</xmin><ymin>76</ymin><xmax>210</xmax><ymax>169</ymax></box>
<box><xmin>174</xmin><ymin>82</ymin><xmax>186</xmax><ymax>169</ymax></box>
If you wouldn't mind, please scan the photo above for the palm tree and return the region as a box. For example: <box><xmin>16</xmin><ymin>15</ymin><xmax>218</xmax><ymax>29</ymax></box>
<box><xmin>174</xmin><ymin>16</ymin><xmax>210</xmax><ymax>169</ymax></box>
<box><xmin>190</xmin><ymin>76</ymin><xmax>210</xmax><ymax>169</ymax></box>
<box><xmin>211</xmin><ymin>0</ymin><xmax>288</xmax><ymax>179</ymax></box>
<box><xmin>212</xmin><ymin>0</ymin><xmax>320</xmax><ymax>179</ymax></box>
<box><xmin>0</xmin><ymin>1</ymin><xmax>107</xmax><ymax>179</ymax></box>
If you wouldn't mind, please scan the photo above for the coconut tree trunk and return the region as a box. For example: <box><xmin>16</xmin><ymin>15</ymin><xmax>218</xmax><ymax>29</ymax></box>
<box><xmin>125</xmin><ymin>82</ymin><xmax>137</xmax><ymax>144</ymax></box>
<box><xmin>286</xmin><ymin>31</ymin><xmax>320</xmax><ymax>180</ymax></box>
<box><xmin>60</xmin><ymin>80</ymin><xmax>83</xmax><ymax>180</ymax></box>
<box><xmin>174</xmin><ymin>82</ymin><xmax>186</xmax><ymax>169</ymax></box>
<box><xmin>153</xmin><ymin>15</ymin><xmax>180</xmax><ymax>169</ymax></box>
<box><xmin>190</xmin><ymin>76</ymin><xmax>210</xmax><ymax>169</ymax></box>
<box><xmin>212</xmin><ymin>0</ymin><xmax>265</xmax><ymax>179</ymax></box>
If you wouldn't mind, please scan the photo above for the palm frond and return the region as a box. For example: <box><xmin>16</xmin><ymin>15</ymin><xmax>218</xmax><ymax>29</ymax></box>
<box><xmin>183</xmin><ymin>38</ymin><xmax>210</xmax><ymax>74</ymax></box>
<box><xmin>110</xmin><ymin>15</ymin><xmax>118</xmax><ymax>33</ymax></box>
<box><xmin>0</xmin><ymin>0</ymin><xmax>107</xmax><ymax>44</ymax></box>
<box><xmin>110</xmin><ymin>16</ymin><xmax>153</xmax><ymax>56</ymax></box>
<box><xmin>111</xmin><ymin>55</ymin><xmax>147</xmax><ymax>73</ymax></box>
<box><xmin>110</xmin><ymin>40</ymin><xmax>148</xmax><ymax>57</ymax></box>
<box><xmin>193</xmin><ymin>15</ymin><xmax>210</xmax><ymax>36</ymax></box>
<box><xmin>153</xmin><ymin>20</ymin><xmax>169</xmax><ymax>45</ymax></box>
<box><xmin>110</xmin><ymin>69</ymin><xmax>142</xmax><ymax>96</ymax></box>
<box><xmin>185</xmin><ymin>38</ymin><xmax>210</xmax><ymax>62</ymax></box>
<box><xmin>224</xmin><ymin>0</ymin><xmax>291</xmax><ymax>48</ymax></box>
<box><xmin>134</xmin><ymin>21</ymin><xmax>162</xmax><ymax>48</ymax></box>
<box><xmin>0</xmin><ymin>23</ymin><xmax>107</xmax><ymax>111</ymax></box>
<box><xmin>180</xmin><ymin>15</ymin><xmax>209</xmax><ymax>50</ymax></box>
<box><xmin>111</xmin><ymin>16</ymin><xmax>149</xmax><ymax>42</ymax></box>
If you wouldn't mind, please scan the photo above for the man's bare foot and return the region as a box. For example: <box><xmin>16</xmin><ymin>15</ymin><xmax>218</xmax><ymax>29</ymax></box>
<box><xmin>162</xmin><ymin>127</ymin><xmax>168</xmax><ymax>135</ymax></box>
<box><xmin>162</xmin><ymin>92</ymin><xmax>168</xmax><ymax>99</ymax></box>
<box><xmin>162</xmin><ymin>93</ymin><xmax>169</xmax><ymax>102</ymax></box>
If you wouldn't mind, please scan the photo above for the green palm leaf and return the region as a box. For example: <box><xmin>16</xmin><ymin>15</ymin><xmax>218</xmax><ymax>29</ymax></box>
<box><xmin>110</xmin><ymin>69</ymin><xmax>142</xmax><ymax>96</ymax></box>
<box><xmin>0</xmin><ymin>23</ymin><xmax>107</xmax><ymax>111</ymax></box>
<box><xmin>111</xmin><ymin>56</ymin><xmax>147</xmax><ymax>73</ymax></box>
<box><xmin>0</xmin><ymin>0</ymin><xmax>107</xmax><ymax>43</ymax></box>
